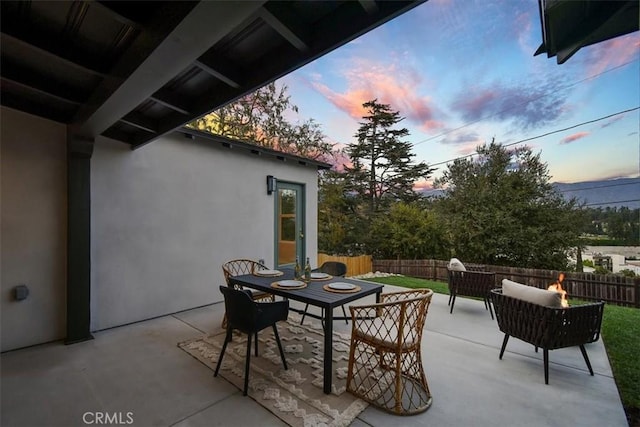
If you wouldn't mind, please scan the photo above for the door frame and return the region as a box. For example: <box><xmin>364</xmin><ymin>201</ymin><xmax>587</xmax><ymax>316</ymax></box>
<box><xmin>274</xmin><ymin>181</ymin><xmax>306</xmax><ymax>268</ymax></box>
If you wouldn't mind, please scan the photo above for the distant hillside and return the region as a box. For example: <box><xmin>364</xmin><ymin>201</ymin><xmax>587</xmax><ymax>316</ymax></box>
<box><xmin>420</xmin><ymin>178</ymin><xmax>640</xmax><ymax>209</ymax></box>
<box><xmin>553</xmin><ymin>178</ymin><xmax>640</xmax><ymax>209</ymax></box>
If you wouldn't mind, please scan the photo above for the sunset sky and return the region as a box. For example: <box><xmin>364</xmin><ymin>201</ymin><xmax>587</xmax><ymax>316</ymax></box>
<box><xmin>277</xmin><ymin>0</ymin><xmax>640</xmax><ymax>187</ymax></box>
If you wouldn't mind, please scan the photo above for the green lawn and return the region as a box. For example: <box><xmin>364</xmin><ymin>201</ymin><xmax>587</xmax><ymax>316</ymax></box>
<box><xmin>601</xmin><ymin>303</ymin><xmax>640</xmax><ymax>426</ymax></box>
<box><xmin>366</xmin><ymin>276</ymin><xmax>449</xmax><ymax>294</ymax></box>
<box><xmin>366</xmin><ymin>275</ymin><xmax>640</xmax><ymax>426</ymax></box>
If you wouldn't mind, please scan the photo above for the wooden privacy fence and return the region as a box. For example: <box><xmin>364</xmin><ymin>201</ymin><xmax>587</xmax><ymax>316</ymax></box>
<box><xmin>317</xmin><ymin>253</ymin><xmax>372</xmax><ymax>277</ymax></box>
<box><xmin>373</xmin><ymin>259</ymin><xmax>640</xmax><ymax>308</ymax></box>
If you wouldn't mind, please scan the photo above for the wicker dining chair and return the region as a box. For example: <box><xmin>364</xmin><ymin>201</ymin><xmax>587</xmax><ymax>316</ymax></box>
<box><xmin>346</xmin><ymin>288</ymin><xmax>434</xmax><ymax>415</ymax></box>
<box><xmin>221</xmin><ymin>259</ymin><xmax>276</xmax><ymax>328</ymax></box>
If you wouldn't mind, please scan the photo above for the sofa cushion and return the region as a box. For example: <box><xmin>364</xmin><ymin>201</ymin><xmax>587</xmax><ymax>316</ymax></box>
<box><xmin>448</xmin><ymin>258</ymin><xmax>466</xmax><ymax>272</ymax></box>
<box><xmin>502</xmin><ymin>279</ymin><xmax>563</xmax><ymax>307</ymax></box>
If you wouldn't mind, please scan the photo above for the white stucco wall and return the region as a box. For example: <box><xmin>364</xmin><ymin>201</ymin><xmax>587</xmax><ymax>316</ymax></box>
<box><xmin>1</xmin><ymin>107</ymin><xmax>67</xmax><ymax>352</ymax></box>
<box><xmin>91</xmin><ymin>133</ymin><xmax>319</xmax><ymax>331</ymax></box>
<box><xmin>1</xmin><ymin>111</ymin><xmax>320</xmax><ymax>349</ymax></box>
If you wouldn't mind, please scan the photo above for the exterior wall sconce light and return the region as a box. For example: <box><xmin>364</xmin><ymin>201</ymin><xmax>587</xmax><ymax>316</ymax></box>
<box><xmin>266</xmin><ymin>175</ymin><xmax>276</xmax><ymax>195</ymax></box>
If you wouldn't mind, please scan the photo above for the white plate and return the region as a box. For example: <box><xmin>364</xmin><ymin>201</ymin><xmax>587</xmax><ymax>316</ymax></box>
<box><xmin>277</xmin><ymin>280</ymin><xmax>305</xmax><ymax>287</ymax></box>
<box><xmin>310</xmin><ymin>272</ymin><xmax>330</xmax><ymax>279</ymax></box>
<box><xmin>329</xmin><ymin>282</ymin><xmax>356</xmax><ymax>290</ymax></box>
<box><xmin>255</xmin><ymin>269</ymin><xmax>282</xmax><ymax>276</ymax></box>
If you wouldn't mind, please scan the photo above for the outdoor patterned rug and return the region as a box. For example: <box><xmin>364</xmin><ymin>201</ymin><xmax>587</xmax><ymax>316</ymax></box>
<box><xmin>178</xmin><ymin>316</ymin><xmax>368</xmax><ymax>427</ymax></box>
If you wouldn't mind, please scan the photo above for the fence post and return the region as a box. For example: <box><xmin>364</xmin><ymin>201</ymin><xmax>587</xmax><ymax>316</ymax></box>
<box><xmin>635</xmin><ymin>277</ymin><xmax>640</xmax><ymax>308</ymax></box>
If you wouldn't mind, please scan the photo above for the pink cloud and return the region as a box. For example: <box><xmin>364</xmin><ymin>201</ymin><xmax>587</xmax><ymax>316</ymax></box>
<box><xmin>455</xmin><ymin>91</ymin><xmax>498</xmax><ymax>117</ymax></box>
<box><xmin>312</xmin><ymin>83</ymin><xmax>374</xmax><ymax>120</ymax></box>
<box><xmin>513</xmin><ymin>11</ymin><xmax>533</xmax><ymax>54</ymax></box>
<box><xmin>413</xmin><ymin>179</ymin><xmax>436</xmax><ymax>192</ymax></box>
<box><xmin>452</xmin><ymin>77</ymin><xmax>568</xmax><ymax>129</ymax></box>
<box><xmin>438</xmin><ymin>131</ymin><xmax>484</xmax><ymax>155</ymax></box>
<box><xmin>310</xmin><ymin>59</ymin><xmax>444</xmax><ymax>133</ymax></box>
<box><xmin>560</xmin><ymin>131</ymin><xmax>590</xmax><ymax>144</ymax></box>
<box><xmin>322</xmin><ymin>148</ymin><xmax>352</xmax><ymax>172</ymax></box>
<box><xmin>584</xmin><ymin>34</ymin><xmax>640</xmax><ymax>76</ymax></box>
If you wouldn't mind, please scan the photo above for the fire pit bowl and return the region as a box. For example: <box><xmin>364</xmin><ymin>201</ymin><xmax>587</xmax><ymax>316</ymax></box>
<box><xmin>490</xmin><ymin>288</ymin><xmax>605</xmax><ymax>384</ymax></box>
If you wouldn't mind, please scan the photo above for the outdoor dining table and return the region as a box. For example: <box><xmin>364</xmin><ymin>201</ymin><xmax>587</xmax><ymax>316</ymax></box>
<box><xmin>228</xmin><ymin>269</ymin><xmax>384</xmax><ymax>394</ymax></box>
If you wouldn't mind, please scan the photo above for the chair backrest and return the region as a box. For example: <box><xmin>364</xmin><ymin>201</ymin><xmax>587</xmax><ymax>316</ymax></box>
<box><xmin>380</xmin><ymin>289</ymin><xmax>433</xmax><ymax>346</ymax></box>
<box><xmin>319</xmin><ymin>261</ymin><xmax>347</xmax><ymax>277</ymax></box>
<box><xmin>219</xmin><ymin>285</ymin><xmax>257</xmax><ymax>332</ymax></box>
<box><xmin>490</xmin><ymin>289</ymin><xmax>604</xmax><ymax>349</ymax></box>
<box><xmin>447</xmin><ymin>269</ymin><xmax>495</xmax><ymax>297</ymax></box>
<box><xmin>222</xmin><ymin>259</ymin><xmax>268</xmax><ymax>287</ymax></box>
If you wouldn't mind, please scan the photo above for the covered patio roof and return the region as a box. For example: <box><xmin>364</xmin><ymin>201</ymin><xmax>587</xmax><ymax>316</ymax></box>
<box><xmin>0</xmin><ymin>0</ymin><xmax>424</xmax><ymax>149</ymax></box>
<box><xmin>535</xmin><ymin>0</ymin><xmax>639</xmax><ymax>64</ymax></box>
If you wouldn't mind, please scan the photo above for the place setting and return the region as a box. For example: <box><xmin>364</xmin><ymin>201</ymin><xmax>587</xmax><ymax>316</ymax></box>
<box><xmin>271</xmin><ymin>279</ymin><xmax>307</xmax><ymax>290</ymax></box>
<box><xmin>310</xmin><ymin>272</ymin><xmax>333</xmax><ymax>281</ymax></box>
<box><xmin>323</xmin><ymin>281</ymin><xmax>361</xmax><ymax>293</ymax></box>
<box><xmin>254</xmin><ymin>268</ymin><xmax>284</xmax><ymax>277</ymax></box>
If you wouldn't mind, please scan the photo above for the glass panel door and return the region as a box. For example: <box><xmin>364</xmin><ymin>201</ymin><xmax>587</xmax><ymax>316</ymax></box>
<box><xmin>276</xmin><ymin>182</ymin><xmax>305</xmax><ymax>268</ymax></box>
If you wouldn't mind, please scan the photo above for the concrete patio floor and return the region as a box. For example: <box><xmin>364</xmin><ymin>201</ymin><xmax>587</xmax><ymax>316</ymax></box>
<box><xmin>1</xmin><ymin>284</ymin><xmax>628</xmax><ymax>427</ymax></box>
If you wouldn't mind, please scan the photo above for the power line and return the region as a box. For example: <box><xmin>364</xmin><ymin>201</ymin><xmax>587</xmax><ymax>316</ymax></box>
<box><xmin>427</xmin><ymin>106</ymin><xmax>640</xmax><ymax>168</ymax></box>
<box><xmin>583</xmin><ymin>199</ymin><xmax>640</xmax><ymax>207</ymax></box>
<box><xmin>557</xmin><ymin>180</ymin><xmax>640</xmax><ymax>193</ymax></box>
<box><xmin>412</xmin><ymin>58</ymin><xmax>639</xmax><ymax>147</ymax></box>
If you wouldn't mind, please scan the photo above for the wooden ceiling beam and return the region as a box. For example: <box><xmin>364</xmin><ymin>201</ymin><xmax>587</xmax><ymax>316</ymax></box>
<box><xmin>88</xmin><ymin>0</ymin><xmax>143</xmax><ymax>30</ymax></box>
<box><xmin>259</xmin><ymin>6</ymin><xmax>309</xmax><ymax>52</ymax></box>
<box><xmin>119</xmin><ymin>112</ymin><xmax>158</xmax><ymax>134</ymax></box>
<box><xmin>75</xmin><ymin>1</ymin><xmax>265</xmax><ymax>138</ymax></box>
<box><xmin>358</xmin><ymin>0</ymin><xmax>380</xmax><ymax>15</ymax></box>
<box><xmin>0</xmin><ymin>32</ymin><xmax>106</xmax><ymax>78</ymax></box>
<box><xmin>193</xmin><ymin>59</ymin><xmax>242</xmax><ymax>89</ymax></box>
<box><xmin>1</xmin><ymin>61</ymin><xmax>88</xmax><ymax>104</ymax></box>
<box><xmin>149</xmin><ymin>91</ymin><xmax>192</xmax><ymax>116</ymax></box>
<box><xmin>1</xmin><ymin>76</ymin><xmax>82</xmax><ymax>106</ymax></box>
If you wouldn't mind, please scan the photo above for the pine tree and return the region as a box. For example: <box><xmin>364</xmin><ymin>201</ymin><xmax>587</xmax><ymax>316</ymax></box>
<box><xmin>344</xmin><ymin>100</ymin><xmax>433</xmax><ymax>214</ymax></box>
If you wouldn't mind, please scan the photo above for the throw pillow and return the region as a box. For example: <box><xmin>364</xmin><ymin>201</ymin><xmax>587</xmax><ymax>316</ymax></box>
<box><xmin>448</xmin><ymin>258</ymin><xmax>466</xmax><ymax>271</ymax></box>
<box><xmin>502</xmin><ymin>279</ymin><xmax>562</xmax><ymax>307</ymax></box>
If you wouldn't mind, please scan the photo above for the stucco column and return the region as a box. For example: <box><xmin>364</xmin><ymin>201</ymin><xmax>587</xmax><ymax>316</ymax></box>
<box><xmin>66</xmin><ymin>134</ymin><xmax>94</xmax><ymax>344</ymax></box>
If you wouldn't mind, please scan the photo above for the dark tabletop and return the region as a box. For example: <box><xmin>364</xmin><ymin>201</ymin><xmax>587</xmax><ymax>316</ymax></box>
<box><xmin>228</xmin><ymin>269</ymin><xmax>383</xmax><ymax>310</ymax></box>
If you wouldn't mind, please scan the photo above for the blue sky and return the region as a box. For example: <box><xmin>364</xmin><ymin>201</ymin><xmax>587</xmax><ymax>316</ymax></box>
<box><xmin>277</xmin><ymin>0</ymin><xmax>640</xmax><ymax>187</ymax></box>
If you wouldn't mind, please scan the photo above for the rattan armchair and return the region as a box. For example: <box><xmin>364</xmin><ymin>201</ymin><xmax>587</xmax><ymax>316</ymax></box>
<box><xmin>221</xmin><ymin>259</ymin><xmax>276</xmax><ymax>328</ymax></box>
<box><xmin>447</xmin><ymin>268</ymin><xmax>496</xmax><ymax>318</ymax></box>
<box><xmin>490</xmin><ymin>288</ymin><xmax>605</xmax><ymax>384</ymax></box>
<box><xmin>346</xmin><ymin>289</ymin><xmax>434</xmax><ymax>415</ymax></box>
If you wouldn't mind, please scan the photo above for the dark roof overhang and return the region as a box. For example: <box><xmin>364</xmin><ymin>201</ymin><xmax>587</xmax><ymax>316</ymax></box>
<box><xmin>0</xmin><ymin>0</ymin><xmax>425</xmax><ymax>149</ymax></box>
<box><xmin>180</xmin><ymin>128</ymin><xmax>332</xmax><ymax>170</ymax></box>
<box><xmin>535</xmin><ymin>0</ymin><xmax>639</xmax><ymax>64</ymax></box>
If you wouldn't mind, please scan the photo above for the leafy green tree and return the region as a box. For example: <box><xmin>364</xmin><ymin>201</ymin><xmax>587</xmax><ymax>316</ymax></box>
<box><xmin>317</xmin><ymin>167</ymin><xmax>381</xmax><ymax>256</ymax></box>
<box><xmin>434</xmin><ymin>141</ymin><xmax>586</xmax><ymax>270</ymax></box>
<box><xmin>318</xmin><ymin>170</ymin><xmax>356</xmax><ymax>255</ymax></box>
<box><xmin>618</xmin><ymin>269</ymin><xmax>636</xmax><ymax>278</ymax></box>
<box><xmin>369</xmin><ymin>202</ymin><xmax>450</xmax><ymax>259</ymax></box>
<box><xmin>344</xmin><ymin>100</ymin><xmax>434</xmax><ymax>214</ymax></box>
<box><xmin>594</xmin><ymin>265</ymin><xmax>611</xmax><ymax>274</ymax></box>
<box><xmin>581</xmin><ymin>207</ymin><xmax>640</xmax><ymax>245</ymax></box>
<box><xmin>189</xmin><ymin>82</ymin><xmax>334</xmax><ymax>160</ymax></box>
<box><xmin>607</xmin><ymin>207</ymin><xmax>640</xmax><ymax>244</ymax></box>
